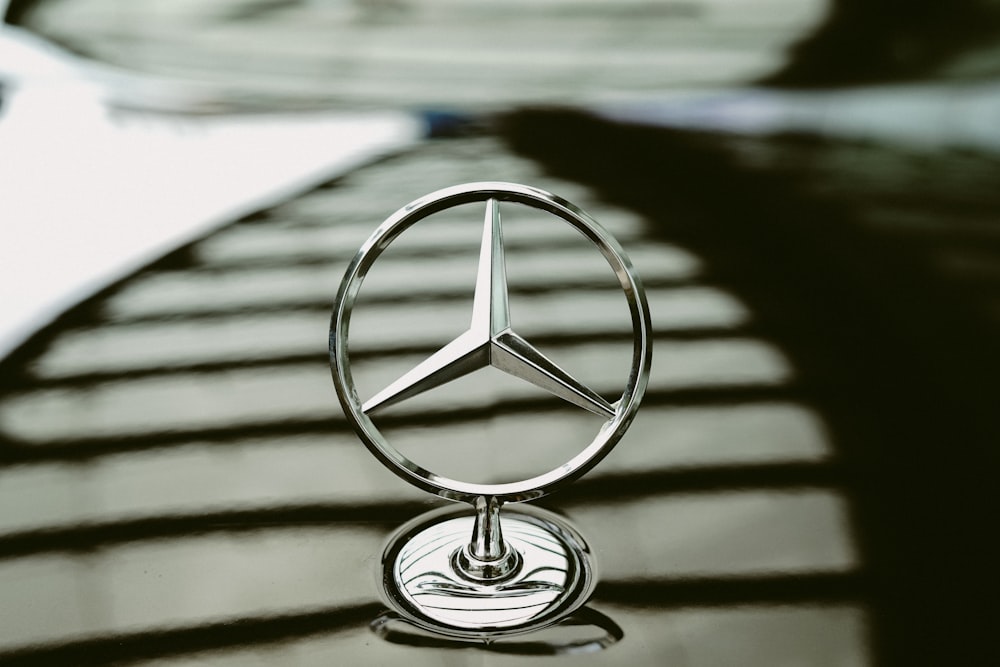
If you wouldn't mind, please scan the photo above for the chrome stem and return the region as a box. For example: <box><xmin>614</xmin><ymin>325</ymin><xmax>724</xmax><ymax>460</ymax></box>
<box><xmin>453</xmin><ymin>495</ymin><xmax>521</xmax><ymax>582</ymax></box>
<box><xmin>470</xmin><ymin>495</ymin><xmax>505</xmax><ymax>561</ymax></box>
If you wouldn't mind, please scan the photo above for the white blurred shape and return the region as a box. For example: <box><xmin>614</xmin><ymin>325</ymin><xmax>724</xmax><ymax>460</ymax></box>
<box><xmin>601</xmin><ymin>82</ymin><xmax>1000</xmax><ymax>153</ymax></box>
<box><xmin>0</xmin><ymin>25</ymin><xmax>422</xmax><ymax>359</ymax></box>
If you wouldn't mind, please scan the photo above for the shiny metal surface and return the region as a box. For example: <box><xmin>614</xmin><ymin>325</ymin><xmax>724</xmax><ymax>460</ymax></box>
<box><xmin>461</xmin><ymin>495</ymin><xmax>518</xmax><ymax>578</ymax></box>
<box><xmin>330</xmin><ymin>182</ymin><xmax>651</xmax><ymax>637</ymax></box>
<box><xmin>329</xmin><ymin>182</ymin><xmax>652</xmax><ymax>505</ymax></box>
<box><xmin>379</xmin><ymin>504</ymin><xmax>597</xmax><ymax>640</ymax></box>
<box><xmin>1</xmin><ymin>130</ymin><xmax>914</xmax><ymax>666</ymax></box>
<box><xmin>17</xmin><ymin>0</ymin><xmax>997</xmax><ymax>662</ymax></box>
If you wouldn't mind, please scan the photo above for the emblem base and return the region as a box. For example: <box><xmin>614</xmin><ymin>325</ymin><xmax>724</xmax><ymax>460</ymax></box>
<box><xmin>379</xmin><ymin>504</ymin><xmax>596</xmax><ymax>639</ymax></box>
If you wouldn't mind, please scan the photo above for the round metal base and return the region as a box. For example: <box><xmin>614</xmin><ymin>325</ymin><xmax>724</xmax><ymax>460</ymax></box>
<box><xmin>380</xmin><ymin>504</ymin><xmax>596</xmax><ymax>639</ymax></box>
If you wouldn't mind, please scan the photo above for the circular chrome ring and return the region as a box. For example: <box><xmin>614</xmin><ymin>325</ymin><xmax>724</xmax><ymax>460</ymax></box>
<box><xmin>329</xmin><ymin>182</ymin><xmax>651</xmax><ymax>504</ymax></box>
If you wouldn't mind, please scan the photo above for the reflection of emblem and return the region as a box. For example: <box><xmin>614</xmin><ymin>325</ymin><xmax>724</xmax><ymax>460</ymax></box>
<box><xmin>330</xmin><ymin>182</ymin><xmax>651</xmax><ymax>639</ymax></box>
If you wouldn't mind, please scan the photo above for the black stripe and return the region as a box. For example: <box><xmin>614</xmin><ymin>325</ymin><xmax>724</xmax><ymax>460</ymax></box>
<box><xmin>0</xmin><ymin>602</ymin><xmax>383</xmax><ymax>667</ymax></box>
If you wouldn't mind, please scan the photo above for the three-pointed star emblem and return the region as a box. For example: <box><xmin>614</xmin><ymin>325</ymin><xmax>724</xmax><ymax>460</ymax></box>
<box><xmin>362</xmin><ymin>199</ymin><xmax>616</xmax><ymax>419</ymax></box>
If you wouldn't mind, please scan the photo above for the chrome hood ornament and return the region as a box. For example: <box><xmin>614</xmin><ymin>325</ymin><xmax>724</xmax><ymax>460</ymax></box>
<box><xmin>330</xmin><ymin>182</ymin><xmax>651</xmax><ymax>640</ymax></box>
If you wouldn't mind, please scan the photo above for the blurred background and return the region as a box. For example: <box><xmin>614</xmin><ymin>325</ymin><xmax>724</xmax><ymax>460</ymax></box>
<box><xmin>2</xmin><ymin>1</ymin><xmax>999</xmax><ymax>665</ymax></box>
<box><xmin>3</xmin><ymin>0</ymin><xmax>824</xmax><ymax>110</ymax></box>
